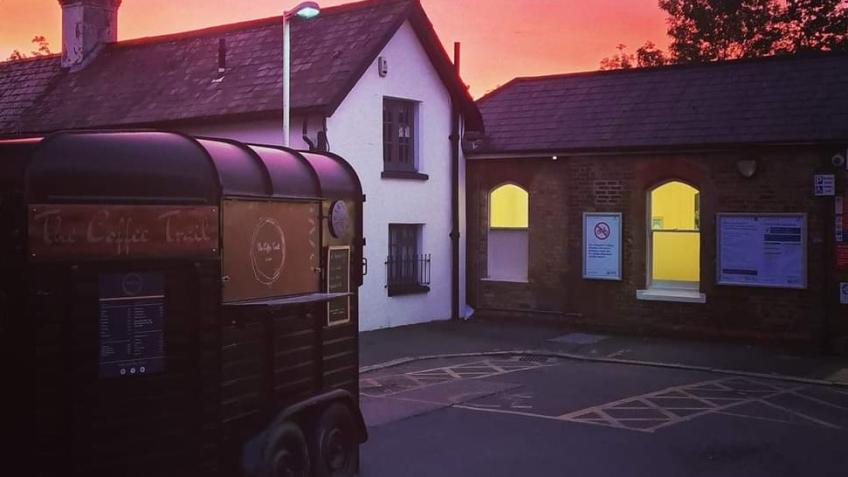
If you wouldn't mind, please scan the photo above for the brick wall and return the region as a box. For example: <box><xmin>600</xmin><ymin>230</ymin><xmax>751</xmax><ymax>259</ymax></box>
<box><xmin>467</xmin><ymin>147</ymin><xmax>848</xmax><ymax>346</ymax></box>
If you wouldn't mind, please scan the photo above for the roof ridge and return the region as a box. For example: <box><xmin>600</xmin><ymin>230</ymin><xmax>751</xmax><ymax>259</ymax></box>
<box><xmin>506</xmin><ymin>50</ymin><xmax>848</xmax><ymax>85</ymax></box>
<box><xmin>113</xmin><ymin>0</ymin><xmax>415</xmax><ymax>48</ymax></box>
<box><xmin>0</xmin><ymin>53</ymin><xmax>61</xmax><ymax>67</ymax></box>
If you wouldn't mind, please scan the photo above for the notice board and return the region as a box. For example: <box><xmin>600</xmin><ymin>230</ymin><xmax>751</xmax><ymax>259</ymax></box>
<box><xmin>326</xmin><ymin>246</ymin><xmax>351</xmax><ymax>326</ymax></box>
<box><xmin>717</xmin><ymin>214</ymin><xmax>806</xmax><ymax>289</ymax></box>
<box><xmin>222</xmin><ymin>200</ymin><xmax>320</xmax><ymax>302</ymax></box>
<box><xmin>582</xmin><ymin>213</ymin><xmax>622</xmax><ymax>280</ymax></box>
<box><xmin>99</xmin><ymin>272</ymin><xmax>166</xmax><ymax>378</ymax></box>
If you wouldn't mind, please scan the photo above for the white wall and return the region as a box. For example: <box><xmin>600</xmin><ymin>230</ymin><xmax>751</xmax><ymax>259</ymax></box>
<box><xmin>182</xmin><ymin>20</ymin><xmax>467</xmax><ymax>331</ymax></box>
<box><xmin>184</xmin><ymin>115</ymin><xmax>322</xmax><ymax>150</ymax></box>
<box><xmin>327</xmin><ymin>21</ymin><xmax>460</xmax><ymax>330</ymax></box>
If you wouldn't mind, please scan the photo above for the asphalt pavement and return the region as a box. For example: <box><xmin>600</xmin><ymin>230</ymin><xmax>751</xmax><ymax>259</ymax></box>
<box><xmin>357</xmin><ymin>319</ymin><xmax>848</xmax><ymax>476</ymax></box>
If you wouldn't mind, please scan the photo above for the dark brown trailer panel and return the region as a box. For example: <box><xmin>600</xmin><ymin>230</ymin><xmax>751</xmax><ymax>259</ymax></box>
<box><xmin>0</xmin><ymin>131</ymin><xmax>366</xmax><ymax>477</ymax></box>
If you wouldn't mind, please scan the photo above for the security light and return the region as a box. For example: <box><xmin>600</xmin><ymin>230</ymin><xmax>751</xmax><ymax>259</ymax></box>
<box><xmin>287</xmin><ymin>1</ymin><xmax>320</xmax><ymax>19</ymax></box>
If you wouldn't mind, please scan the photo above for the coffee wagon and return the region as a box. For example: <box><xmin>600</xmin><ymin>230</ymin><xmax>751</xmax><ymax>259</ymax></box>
<box><xmin>0</xmin><ymin>131</ymin><xmax>366</xmax><ymax>477</ymax></box>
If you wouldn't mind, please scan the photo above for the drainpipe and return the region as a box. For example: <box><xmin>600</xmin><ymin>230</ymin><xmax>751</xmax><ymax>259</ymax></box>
<box><xmin>450</xmin><ymin>42</ymin><xmax>461</xmax><ymax>321</ymax></box>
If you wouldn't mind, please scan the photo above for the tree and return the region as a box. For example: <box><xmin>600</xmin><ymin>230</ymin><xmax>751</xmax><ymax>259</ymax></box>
<box><xmin>659</xmin><ymin>0</ymin><xmax>783</xmax><ymax>62</ymax></box>
<box><xmin>780</xmin><ymin>0</ymin><xmax>848</xmax><ymax>53</ymax></box>
<box><xmin>600</xmin><ymin>44</ymin><xmax>634</xmax><ymax>70</ymax></box>
<box><xmin>600</xmin><ymin>42</ymin><xmax>668</xmax><ymax>70</ymax></box>
<box><xmin>6</xmin><ymin>35</ymin><xmax>53</xmax><ymax>61</ymax></box>
<box><xmin>600</xmin><ymin>0</ymin><xmax>848</xmax><ymax>69</ymax></box>
<box><xmin>635</xmin><ymin>41</ymin><xmax>669</xmax><ymax>67</ymax></box>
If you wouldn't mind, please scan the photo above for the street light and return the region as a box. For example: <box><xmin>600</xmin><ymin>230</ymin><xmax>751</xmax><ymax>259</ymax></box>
<box><xmin>283</xmin><ymin>1</ymin><xmax>321</xmax><ymax>147</ymax></box>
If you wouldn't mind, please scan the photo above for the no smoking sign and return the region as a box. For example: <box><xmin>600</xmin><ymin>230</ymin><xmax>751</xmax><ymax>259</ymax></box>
<box><xmin>594</xmin><ymin>222</ymin><xmax>611</xmax><ymax>240</ymax></box>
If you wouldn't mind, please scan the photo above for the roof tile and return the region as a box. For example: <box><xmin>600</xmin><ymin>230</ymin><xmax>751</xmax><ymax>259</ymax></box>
<box><xmin>477</xmin><ymin>54</ymin><xmax>848</xmax><ymax>153</ymax></box>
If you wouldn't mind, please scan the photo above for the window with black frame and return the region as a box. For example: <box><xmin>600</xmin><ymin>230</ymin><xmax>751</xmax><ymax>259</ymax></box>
<box><xmin>386</xmin><ymin>224</ymin><xmax>430</xmax><ymax>296</ymax></box>
<box><xmin>383</xmin><ymin>99</ymin><xmax>416</xmax><ymax>172</ymax></box>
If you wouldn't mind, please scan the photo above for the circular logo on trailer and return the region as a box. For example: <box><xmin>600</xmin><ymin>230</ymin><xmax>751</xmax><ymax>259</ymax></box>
<box><xmin>329</xmin><ymin>200</ymin><xmax>351</xmax><ymax>239</ymax></box>
<box><xmin>250</xmin><ymin>217</ymin><xmax>286</xmax><ymax>286</ymax></box>
<box><xmin>594</xmin><ymin>222</ymin><xmax>611</xmax><ymax>241</ymax></box>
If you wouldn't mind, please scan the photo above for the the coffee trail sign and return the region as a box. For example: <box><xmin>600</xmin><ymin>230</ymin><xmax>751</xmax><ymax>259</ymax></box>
<box><xmin>28</xmin><ymin>204</ymin><xmax>218</xmax><ymax>259</ymax></box>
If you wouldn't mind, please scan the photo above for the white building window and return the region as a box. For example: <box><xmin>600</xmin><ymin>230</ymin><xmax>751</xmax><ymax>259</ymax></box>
<box><xmin>386</xmin><ymin>224</ymin><xmax>430</xmax><ymax>296</ymax></box>
<box><xmin>383</xmin><ymin>98</ymin><xmax>417</xmax><ymax>172</ymax></box>
<box><xmin>487</xmin><ymin>184</ymin><xmax>528</xmax><ymax>282</ymax></box>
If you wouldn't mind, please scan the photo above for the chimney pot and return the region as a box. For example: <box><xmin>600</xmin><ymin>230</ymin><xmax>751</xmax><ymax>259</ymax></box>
<box><xmin>59</xmin><ymin>0</ymin><xmax>122</xmax><ymax>69</ymax></box>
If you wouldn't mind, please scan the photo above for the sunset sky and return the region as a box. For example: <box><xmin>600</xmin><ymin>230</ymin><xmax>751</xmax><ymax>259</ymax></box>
<box><xmin>0</xmin><ymin>0</ymin><xmax>670</xmax><ymax>97</ymax></box>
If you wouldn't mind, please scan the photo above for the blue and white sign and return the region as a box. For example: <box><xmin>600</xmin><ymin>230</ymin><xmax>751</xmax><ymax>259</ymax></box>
<box><xmin>814</xmin><ymin>174</ymin><xmax>835</xmax><ymax>197</ymax></box>
<box><xmin>841</xmin><ymin>282</ymin><xmax>848</xmax><ymax>305</ymax></box>
<box><xmin>583</xmin><ymin>212</ymin><xmax>622</xmax><ymax>280</ymax></box>
<box><xmin>717</xmin><ymin>214</ymin><xmax>807</xmax><ymax>289</ymax></box>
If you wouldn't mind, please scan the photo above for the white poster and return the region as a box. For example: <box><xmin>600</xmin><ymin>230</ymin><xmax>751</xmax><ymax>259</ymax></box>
<box><xmin>583</xmin><ymin>213</ymin><xmax>622</xmax><ymax>280</ymax></box>
<box><xmin>717</xmin><ymin>214</ymin><xmax>806</xmax><ymax>289</ymax></box>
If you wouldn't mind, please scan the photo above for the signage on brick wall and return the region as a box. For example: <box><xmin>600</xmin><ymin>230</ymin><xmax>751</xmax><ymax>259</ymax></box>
<box><xmin>717</xmin><ymin>214</ymin><xmax>807</xmax><ymax>289</ymax></box>
<box><xmin>814</xmin><ymin>174</ymin><xmax>835</xmax><ymax>197</ymax></box>
<box><xmin>583</xmin><ymin>212</ymin><xmax>622</xmax><ymax>281</ymax></box>
<box><xmin>838</xmin><ymin>196</ymin><xmax>848</xmax><ymax>270</ymax></box>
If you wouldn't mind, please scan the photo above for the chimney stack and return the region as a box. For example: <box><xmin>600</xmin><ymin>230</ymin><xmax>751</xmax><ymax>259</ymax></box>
<box><xmin>59</xmin><ymin>0</ymin><xmax>121</xmax><ymax>69</ymax></box>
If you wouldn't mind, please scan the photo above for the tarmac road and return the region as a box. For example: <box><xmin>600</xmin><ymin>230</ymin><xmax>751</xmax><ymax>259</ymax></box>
<box><xmin>358</xmin><ymin>355</ymin><xmax>848</xmax><ymax>477</ymax></box>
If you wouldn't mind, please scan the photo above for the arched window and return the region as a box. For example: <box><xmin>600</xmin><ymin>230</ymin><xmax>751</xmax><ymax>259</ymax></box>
<box><xmin>648</xmin><ymin>181</ymin><xmax>700</xmax><ymax>290</ymax></box>
<box><xmin>487</xmin><ymin>184</ymin><xmax>529</xmax><ymax>281</ymax></box>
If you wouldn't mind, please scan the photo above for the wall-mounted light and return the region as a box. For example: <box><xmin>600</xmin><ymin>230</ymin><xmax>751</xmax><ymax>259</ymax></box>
<box><xmin>552</xmin><ymin>155</ymin><xmax>558</xmax><ymax>161</ymax></box>
<box><xmin>736</xmin><ymin>158</ymin><xmax>758</xmax><ymax>179</ymax></box>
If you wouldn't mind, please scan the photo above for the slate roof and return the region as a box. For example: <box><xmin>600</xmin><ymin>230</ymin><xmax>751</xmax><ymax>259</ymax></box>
<box><xmin>0</xmin><ymin>55</ymin><xmax>63</xmax><ymax>134</ymax></box>
<box><xmin>0</xmin><ymin>0</ymin><xmax>481</xmax><ymax>136</ymax></box>
<box><xmin>475</xmin><ymin>53</ymin><xmax>848</xmax><ymax>154</ymax></box>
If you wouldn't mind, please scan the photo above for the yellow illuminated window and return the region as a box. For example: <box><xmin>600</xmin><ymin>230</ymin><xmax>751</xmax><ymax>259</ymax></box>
<box><xmin>650</xmin><ymin>181</ymin><xmax>700</xmax><ymax>284</ymax></box>
<box><xmin>490</xmin><ymin>184</ymin><xmax>529</xmax><ymax>229</ymax></box>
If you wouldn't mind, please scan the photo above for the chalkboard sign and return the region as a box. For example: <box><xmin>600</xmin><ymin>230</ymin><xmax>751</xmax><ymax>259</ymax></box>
<box><xmin>99</xmin><ymin>272</ymin><xmax>166</xmax><ymax>378</ymax></box>
<box><xmin>326</xmin><ymin>246</ymin><xmax>350</xmax><ymax>326</ymax></box>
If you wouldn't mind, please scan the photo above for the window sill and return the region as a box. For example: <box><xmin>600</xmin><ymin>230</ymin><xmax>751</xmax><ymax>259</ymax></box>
<box><xmin>636</xmin><ymin>288</ymin><xmax>706</xmax><ymax>304</ymax></box>
<box><xmin>481</xmin><ymin>277</ymin><xmax>529</xmax><ymax>284</ymax></box>
<box><xmin>381</xmin><ymin>170</ymin><xmax>429</xmax><ymax>181</ymax></box>
<box><xmin>387</xmin><ymin>284</ymin><xmax>430</xmax><ymax>297</ymax></box>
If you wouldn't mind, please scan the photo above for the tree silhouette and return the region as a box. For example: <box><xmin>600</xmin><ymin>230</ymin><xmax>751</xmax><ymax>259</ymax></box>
<box><xmin>6</xmin><ymin>35</ymin><xmax>53</xmax><ymax>61</ymax></box>
<box><xmin>601</xmin><ymin>0</ymin><xmax>848</xmax><ymax>69</ymax></box>
<box><xmin>600</xmin><ymin>42</ymin><xmax>668</xmax><ymax>70</ymax></box>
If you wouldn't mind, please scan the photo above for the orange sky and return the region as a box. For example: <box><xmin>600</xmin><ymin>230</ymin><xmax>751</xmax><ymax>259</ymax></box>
<box><xmin>0</xmin><ymin>0</ymin><xmax>669</xmax><ymax>97</ymax></box>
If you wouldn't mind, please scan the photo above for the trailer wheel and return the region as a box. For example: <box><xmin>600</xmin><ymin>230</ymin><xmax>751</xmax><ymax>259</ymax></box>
<box><xmin>310</xmin><ymin>402</ymin><xmax>359</xmax><ymax>477</ymax></box>
<box><xmin>263</xmin><ymin>421</ymin><xmax>310</xmax><ymax>477</ymax></box>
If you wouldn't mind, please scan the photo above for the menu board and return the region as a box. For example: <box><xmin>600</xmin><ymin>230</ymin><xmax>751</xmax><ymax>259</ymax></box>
<box><xmin>582</xmin><ymin>213</ymin><xmax>622</xmax><ymax>280</ymax></box>
<box><xmin>717</xmin><ymin>214</ymin><xmax>806</xmax><ymax>289</ymax></box>
<box><xmin>326</xmin><ymin>246</ymin><xmax>351</xmax><ymax>326</ymax></box>
<box><xmin>99</xmin><ymin>272</ymin><xmax>166</xmax><ymax>378</ymax></box>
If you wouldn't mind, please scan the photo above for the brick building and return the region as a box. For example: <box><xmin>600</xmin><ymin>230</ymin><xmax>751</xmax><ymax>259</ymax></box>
<box><xmin>466</xmin><ymin>54</ymin><xmax>848</xmax><ymax>349</ymax></box>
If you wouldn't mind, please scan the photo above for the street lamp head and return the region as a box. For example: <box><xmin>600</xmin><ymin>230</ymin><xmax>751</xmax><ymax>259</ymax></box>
<box><xmin>287</xmin><ymin>1</ymin><xmax>320</xmax><ymax>19</ymax></box>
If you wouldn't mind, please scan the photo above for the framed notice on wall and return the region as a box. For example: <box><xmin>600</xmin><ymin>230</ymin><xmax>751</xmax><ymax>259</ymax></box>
<box><xmin>717</xmin><ymin>213</ymin><xmax>807</xmax><ymax>289</ymax></box>
<box><xmin>326</xmin><ymin>246</ymin><xmax>351</xmax><ymax>327</ymax></box>
<box><xmin>583</xmin><ymin>212</ymin><xmax>622</xmax><ymax>281</ymax></box>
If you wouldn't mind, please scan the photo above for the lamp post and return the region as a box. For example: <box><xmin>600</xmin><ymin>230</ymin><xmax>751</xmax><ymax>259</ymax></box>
<box><xmin>283</xmin><ymin>1</ymin><xmax>320</xmax><ymax>147</ymax></box>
